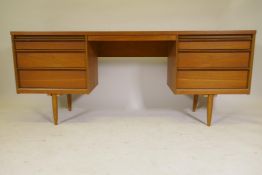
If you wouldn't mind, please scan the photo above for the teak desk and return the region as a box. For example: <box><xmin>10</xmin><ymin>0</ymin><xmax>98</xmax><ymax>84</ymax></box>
<box><xmin>10</xmin><ymin>31</ymin><xmax>256</xmax><ymax>126</ymax></box>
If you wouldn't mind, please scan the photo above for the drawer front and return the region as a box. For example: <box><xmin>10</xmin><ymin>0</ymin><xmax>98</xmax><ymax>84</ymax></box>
<box><xmin>178</xmin><ymin>52</ymin><xmax>250</xmax><ymax>68</ymax></box>
<box><xmin>18</xmin><ymin>70</ymin><xmax>87</xmax><ymax>89</ymax></box>
<box><xmin>17</xmin><ymin>52</ymin><xmax>86</xmax><ymax>68</ymax></box>
<box><xmin>15</xmin><ymin>41</ymin><xmax>85</xmax><ymax>50</ymax></box>
<box><xmin>177</xmin><ymin>71</ymin><xmax>248</xmax><ymax>89</ymax></box>
<box><xmin>179</xmin><ymin>41</ymin><xmax>251</xmax><ymax>50</ymax></box>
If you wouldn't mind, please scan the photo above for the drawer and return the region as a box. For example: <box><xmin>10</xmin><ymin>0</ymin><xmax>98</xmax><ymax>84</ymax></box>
<box><xmin>15</xmin><ymin>41</ymin><xmax>85</xmax><ymax>50</ymax></box>
<box><xmin>177</xmin><ymin>70</ymin><xmax>248</xmax><ymax>89</ymax></box>
<box><xmin>17</xmin><ymin>52</ymin><xmax>86</xmax><ymax>68</ymax></box>
<box><xmin>178</xmin><ymin>41</ymin><xmax>251</xmax><ymax>50</ymax></box>
<box><xmin>177</xmin><ymin>52</ymin><xmax>250</xmax><ymax>68</ymax></box>
<box><xmin>18</xmin><ymin>70</ymin><xmax>87</xmax><ymax>89</ymax></box>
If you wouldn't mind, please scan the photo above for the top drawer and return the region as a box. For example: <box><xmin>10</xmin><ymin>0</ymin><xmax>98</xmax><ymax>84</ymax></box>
<box><xmin>178</xmin><ymin>34</ymin><xmax>252</xmax><ymax>50</ymax></box>
<box><xmin>14</xmin><ymin>35</ymin><xmax>86</xmax><ymax>50</ymax></box>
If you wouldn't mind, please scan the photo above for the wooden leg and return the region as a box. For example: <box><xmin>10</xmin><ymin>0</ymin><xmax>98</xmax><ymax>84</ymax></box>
<box><xmin>207</xmin><ymin>94</ymin><xmax>214</xmax><ymax>127</ymax></box>
<box><xmin>193</xmin><ymin>95</ymin><xmax>199</xmax><ymax>112</ymax></box>
<box><xmin>67</xmin><ymin>94</ymin><xmax>72</xmax><ymax>111</ymax></box>
<box><xmin>52</xmin><ymin>94</ymin><xmax>58</xmax><ymax>125</ymax></box>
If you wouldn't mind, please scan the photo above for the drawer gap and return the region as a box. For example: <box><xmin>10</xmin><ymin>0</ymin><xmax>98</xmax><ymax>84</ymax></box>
<box><xmin>178</xmin><ymin>49</ymin><xmax>250</xmax><ymax>53</ymax></box>
<box><xmin>179</xmin><ymin>35</ymin><xmax>252</xmax><ymax>41</ymax></box>
<box><xmin>177</xmin><ymin>68</ymin><xmax>250</xmax><ymax>71</ymax></box>
<box><xmin>17</xmin><ymin>68</ymin><xmax>87</xmax><ymax>70</ymax></box>
<box><xmin>14</xmin><ymin>35</ymin><xmax>85</xmax><ymax>41</ymax></box>
<box><xmin>16</xmin><ymin>50</ymin><xmax>86</xmax><ymax>52</ymax></box>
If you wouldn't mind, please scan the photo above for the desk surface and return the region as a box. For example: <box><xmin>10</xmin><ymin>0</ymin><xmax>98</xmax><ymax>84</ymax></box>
<box><xmin>11</xmin><ymin>30</ymin><xmax>256</xmax><ymax>41</ymax></box>
<box><xmin>11</xmin><ymin>30</ymin><xmax>256</xmax><ymax>35</ymax></box>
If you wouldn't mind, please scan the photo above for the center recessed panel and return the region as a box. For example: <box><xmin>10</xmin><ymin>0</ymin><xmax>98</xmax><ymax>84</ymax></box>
<box><xmin>95</xmin><ymin>41</ymin><xmax>171</xmax><ymax>57</ymax></box>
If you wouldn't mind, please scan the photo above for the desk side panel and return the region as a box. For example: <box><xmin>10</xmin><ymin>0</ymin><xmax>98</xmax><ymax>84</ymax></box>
<box><xmin>11</xmin><ymin>35</ymin><xmax>20</xmax><ymax>93</ymax></box>
<box><xmin>86</xmin><ymin>41</ymin><xmax>98</xmax><ymax>93</ymax></box>
<box><xmin>167</xmin><ymin>41</ymin><xmax>177</xmax><ymax>93</ymax></box>
<box><xmin>247</xmin><ymin>33</ymin><xmax>256</xmax><ymax>94</ymax></box>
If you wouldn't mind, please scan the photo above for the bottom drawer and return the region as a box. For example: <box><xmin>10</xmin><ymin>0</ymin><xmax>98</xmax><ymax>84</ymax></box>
<box><xmin>18</xmin><ymin>70</ymin><xmax>87</xmax><ymax>89</ymax></box>
<box><xmin>177</xmin><ymin>70</ymin><xmax>248</xmax><ymax>89</ymax></box>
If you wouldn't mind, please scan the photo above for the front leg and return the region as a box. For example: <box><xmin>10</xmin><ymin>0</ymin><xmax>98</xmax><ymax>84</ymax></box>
<box><xmin>207</xmin><ymin>94</ymin><xmax>214</xmax><ymax>126</ymax></box>
<box><xmin>67</xmin><ymin>94</ymin><xmax>72</xmax><ymax>111</ymax></box>
<box><xmin>52</xmin><ymin>94</ymin><xmax>58</xmax><ymax>125</ymax></box>
<box><xmin>192</xmin><ymin>95</ymin><xmax>199</xmax><ymax>112</ymax></box>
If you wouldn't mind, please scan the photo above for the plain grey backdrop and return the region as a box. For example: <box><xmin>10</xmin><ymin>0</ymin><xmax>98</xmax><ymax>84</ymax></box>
<box><xmin>0</xmin><ymin>0</ymin><xmax>261</xmax><ymax>115</ymax></box>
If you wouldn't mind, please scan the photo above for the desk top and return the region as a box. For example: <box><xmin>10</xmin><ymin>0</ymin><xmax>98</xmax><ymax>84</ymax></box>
<box><xmin>11</xmin><ymin>30</ymin><xmax>256</xmax><ymax>36</ymax></box>
<box><xmin>11</xmin><ymin>30</ymin><xmax>256</xmax><ymax>42</ymax></box>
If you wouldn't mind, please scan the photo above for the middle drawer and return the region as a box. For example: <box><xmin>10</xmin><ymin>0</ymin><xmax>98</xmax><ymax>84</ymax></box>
<box><xmin>177</xmin><ymin>52</ymin><xmax>250</xmax><ymax>68</ymax></box>
<box><xmin>17</xmin><ymin>52</ymin><xmax>86</xmax><ymax>68</ymax></box>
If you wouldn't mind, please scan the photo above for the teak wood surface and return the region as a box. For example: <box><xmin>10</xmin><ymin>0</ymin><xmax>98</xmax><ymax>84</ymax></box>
<box><xmin>10</xmin><ymin>30</ymin><xmax>256</xmax><ymax>126</ymax></box>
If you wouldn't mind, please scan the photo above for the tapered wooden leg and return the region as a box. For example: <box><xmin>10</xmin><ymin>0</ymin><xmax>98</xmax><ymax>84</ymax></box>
<box><xmin>52</xmin><ymin>94</ymin><xmax>58</xmax><ymax>125</ymax></box>
<box><xmin>193</xmin><ymin>95</ymin><xmax>199</xmax><ymax>112</ymax></box>
<box><xmin>67</xmin><ymin>94</ymin><xmax>72</xmax><ymax>111</ymax></box>
<box><xmin>207</xmin><ymin>94</ymin><xmax>214</xmax><ymax>127</ymax></box>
